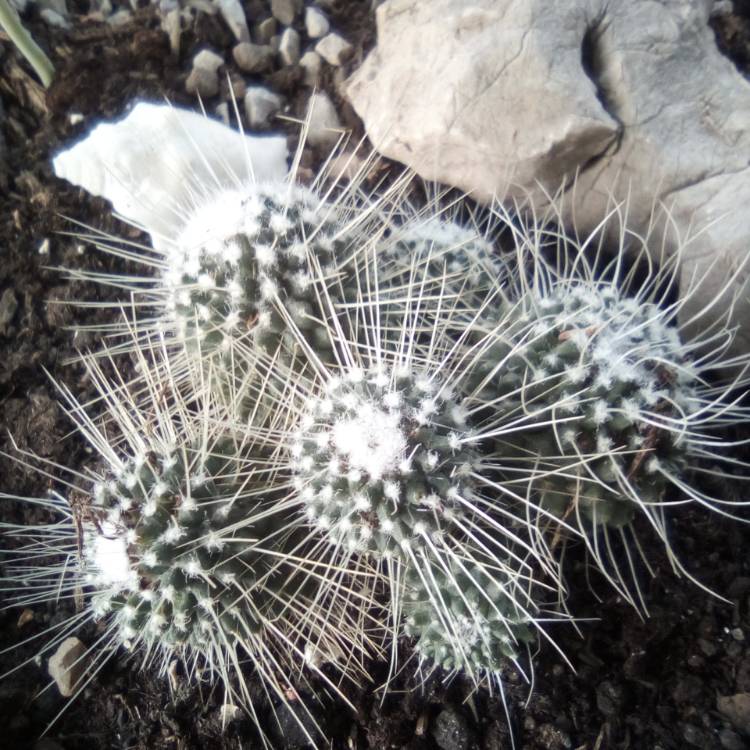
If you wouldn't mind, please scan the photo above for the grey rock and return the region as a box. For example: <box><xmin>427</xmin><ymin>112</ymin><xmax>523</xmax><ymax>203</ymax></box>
<box><xmin>232</xmin><ymin>41</ymin><xmax>274</xmax><ymax>72</ymax></box>
<box><xmin>186</xmin><ymin>49</ymin><xmax>224</xmax><ymax>98</ymax></box>
<box><xmin>215</xmin><ymin>0</ymin><xmax>251</xmax><ymax>42</ymax></box>
<box><xmin>271</xmin><ymin>0</ymin><xmax>299</xmax><ymax>26</ymax></box>
<box><xmin>596</xmin><ymin>680</ymin><xmax>625</xmax><ymax>717</ymax></box>
<box><xmin>244</xmin><ymin>86</ymin><xmax>284</xmax><ymax>128</ymax></box>
<box><xmin>0</xmin><ymin>289</ymin><xmax>18</xmax><ymax>335</ymax></box>
<box><xmin>279</xmin><ymin>27</ymin><xmax>301</xmax><ymax>66</ymax></box>
<box><xmin>299</xmin><ymin>50</ymin><xmax>323</xmax><ymax>87</ymax></box>
<box><xmin>48</xmin><ymin>637</ymin><xmax>88</xmax><ymax>697</ymax></box>
<box><xmin>432</xmin><ymin>706</ymin><xmax>470</xmax><ymax>750</ymax></box>
<box><xmin>305</xmin><ymin>92</ymin><xmax>342</xmax><ymax>146</ymax></box>
<box><xmin>255</xmin><ymin>16</ymin><xmax>277</xmax><ymax>43</ymax></box>
<box><xmin>315</xmin><ymin>32</ymin><xmax>353</xmax><ymax>66</ymax></box>
<box><xmin>305</xmin><ymin>6</ymin><xmax>330</xmax><ymax>38</ymax></box>
<box><xmin>348</xmin><ymin>0</ymin><xmax>750</xmax><ymax>355</ymax></box>
<box><xmin>719</xmin><ymin>693</ymin><xmax>750</xmax><ymax>735</ymax></box>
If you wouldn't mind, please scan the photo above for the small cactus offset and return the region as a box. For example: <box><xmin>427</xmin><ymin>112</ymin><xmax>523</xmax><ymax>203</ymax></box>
<box><xmin>403</xmin><ymin>560</ymin><xmax>536</xmax><ymax>678</ymax></box>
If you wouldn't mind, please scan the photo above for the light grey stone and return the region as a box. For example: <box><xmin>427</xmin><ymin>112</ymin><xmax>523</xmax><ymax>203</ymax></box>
<box><xmin>306</xmin><ymin>91</ymin><xmax>342</xmax><ymax>146</ymax></box>
<box><xmin>186</xmin><ymin>48</ymin><xmax>224</xmax><ymax>98</ymax></box>
<box><xmin>718</xmin><ymin>693</ymin><xmax>750</xmax><ymax>735</ymax></box>
<box><xmin>305</xmin><ymin>6</ymin><xmax>330</xmax><ymax>38</ymax></box>
<box><xmin>232</xmin><ymin>41</ymin><xmax>274</xmax><ymax>73</ymax></box>
<box><xmin>347</xmin><ymin>0</ymin><xmax>750</xmax><ymax>355</ymax></box>
<box><xmin>214</xmin><ymin>0</ymin><xmax>250</xmax><ymax>42</ymax></box>
<box><xmin>315</xmin><ymin>32</ymin><xmax>353</xmax><ymax>66</ymax></box>
<box><xmin>48</xmin><ymin>637</ymin><xmax>88</xmax><ymax>697</ymax></box>
<box><xmin>299</xmin><ymin>50</ymin><xmax>323</xmax><ymax>87</ymax></box>
<box><xmin>271</xmin><ymin>0</ymin><xmax>298</xmax><ymax>26</ymax></box>
<box><xmin>279</xmin><ymin>27</ymin><xmax>301</xmax><ymax>66</ymax></box>
<box><xmin>244</xmin><ymin>86</ymin><xmax>284</xmax><ymax>128</ymax></box>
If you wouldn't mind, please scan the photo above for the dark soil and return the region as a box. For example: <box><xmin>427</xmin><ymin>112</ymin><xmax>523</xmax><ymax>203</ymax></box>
<box><xmin>1</xmin><ymin>2</ymin><xmax>750</xmax><ymax>749</ymax></box>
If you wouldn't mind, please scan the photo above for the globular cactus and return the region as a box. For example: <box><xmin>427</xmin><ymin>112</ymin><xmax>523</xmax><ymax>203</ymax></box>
<box><xmin>403</xmin><ymin>561</ymin><xmax>535</xmax><ymax>678</ymax></box>
<box><xmin>469</xmin><ymin>283</ymin><xmax>695</xmax><ymax>528</ymax></box>
<box><xmin>165</xmin><ymin>183</ymin><xmax>352</xmax><ymax>359</ymax></box>
<box><xmin>379</xmin><ymin>216</ymin><xmax>510</xmax><ymax>304</ymax></box>
<box><xmin>291</xmin><ymin>364</ymin><xmax>479</xmax><ymax>560</ymax></box>
<box><xmin>2</xmin><ymin>340</ymin><xmax>373</xmax><ymax>744</ymax></box>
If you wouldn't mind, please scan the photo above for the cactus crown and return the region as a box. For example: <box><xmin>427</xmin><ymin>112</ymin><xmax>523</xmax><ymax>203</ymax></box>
<box><xmin>165</xmin><ymin>183</ymin><xmax>350</xmax><ymax>356</ymax></box>
<box><xmin>291</xmin><ymin>364</ymin><xmax>479</xmax><ymax>560</ymax></box>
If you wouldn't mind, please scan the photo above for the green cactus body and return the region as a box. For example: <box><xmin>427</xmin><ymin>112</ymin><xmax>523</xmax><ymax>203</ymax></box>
<box><xmin>471</xmin><ymin>284</ymin><xmax>696</xmax><ymax>527</ymax></box>
<box><xmin>165</xmin><ymin>183</ymin><xmax>350</xmax><ymax>359</ymax></box>
<box><xmin>404</xmin><ymin>562</ymin><xmax>534</xmax><ymax>675</ymax></box>
<box><xmin>291</xmin><ymin>365</ymin><xmax>479</xmax><ymax>560</ymax></box>
<box><xmin>381</xmin><ymin>217</ymin><xmax>509</xmax><ymax>303</ymax></box>
<box><xmin>86</xmin><ymin>441</ymin><xmax>290</xmax><ymax>649</ymax></box>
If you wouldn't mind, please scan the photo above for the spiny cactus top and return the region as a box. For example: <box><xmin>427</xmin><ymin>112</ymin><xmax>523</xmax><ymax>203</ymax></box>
<box><xmin>86</xmin><ymin>441</ymin><xmax>288</xmax><ymax>649</ymax></box>
<box><xmin>291</xmin><ymin>365</ymin><xmax>480</xmax><ymax>560</ymax></box>
<box><xmin>164</xmin><ymin>183</ymin><xmax>350</xmax><ymax>357</ymax></box>
<box><xmin>473</xmin><ymin>283</ymin><xmax>697</xmax><ymax>526</ymax></box>
<box><xmin>382</xmin><ymin>217</ymin><xmax>508</xmax><ymax>301</ymax></box>
<box><xmin>404</xmin><ymin>562</ymin><xmax>535</xmax><ymax>676</ymax></box>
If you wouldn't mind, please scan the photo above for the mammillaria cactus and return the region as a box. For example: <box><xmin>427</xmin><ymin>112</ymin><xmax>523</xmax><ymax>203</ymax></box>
<box><xmin>1</xmin><ymin>339</ymin><xmax>373</xmax><ymax>744</ymax></box>
<box><xmin>291</xmin><ymin>364</ymin><xmax>479</xmax><ymax>560</ymax></box>
<box><xmin>403</xmin><ymin>560</ymin><xmax>536</xmax><ymax>679</ymax></box>
<box><xmin>165</xmin><ymin>182</ymin><xmax>354</xmax><ymax>359</ymax></box>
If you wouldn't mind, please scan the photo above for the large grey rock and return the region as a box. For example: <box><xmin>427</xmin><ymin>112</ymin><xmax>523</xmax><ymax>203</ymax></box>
<box><xmin>232</xmin><ymin>41</ymin><xmax>274</xmax><ymax>73</ymax></box>
<box><xmin>348</xmin><ymin>0</ymin><xmax>750</xmax><ymax>354</ymax></box>
<box><xmin>185</xmin><ymin>48</ymin><xmax>225</xmax><ymax>98</ymax></box>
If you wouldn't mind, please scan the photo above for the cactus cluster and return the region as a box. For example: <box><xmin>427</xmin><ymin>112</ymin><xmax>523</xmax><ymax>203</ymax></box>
<box><xmin>3</xmin><ymin>111</ymin><xmax>750</xmax><ymax>748</ymax></box>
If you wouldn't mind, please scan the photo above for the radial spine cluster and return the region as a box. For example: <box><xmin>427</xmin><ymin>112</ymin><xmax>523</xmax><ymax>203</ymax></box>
<box><xmin>165</xmin><ymin>183</ymin><xmax>348</xmax><ymax>356</ymax></box>
<box><xmin>86</xmin><ymin>440</ymin><xmax>282</xmax><ymax>649</ymax></box>
<box><xmin>291</xmin><ymin>365</ymin><xmax>479</xmax><ymax>559</ymax></box>
<box><xmin>404</xmin><ymin>563</ymin><xmax>534</xmax><ymax>674</ymax></box>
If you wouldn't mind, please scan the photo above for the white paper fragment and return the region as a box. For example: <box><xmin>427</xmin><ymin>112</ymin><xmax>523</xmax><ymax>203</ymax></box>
<box><xmin>52</xmin><ymin>102</ymin><xmax>288</xmax><ymax>247</ymax></box>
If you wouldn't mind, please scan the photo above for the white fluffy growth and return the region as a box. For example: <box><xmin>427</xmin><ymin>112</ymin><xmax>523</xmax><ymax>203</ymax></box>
<box><xmin>332</xmin><ymin>403</ymin><xmax>407</xmax><ymax>481</ymax></box>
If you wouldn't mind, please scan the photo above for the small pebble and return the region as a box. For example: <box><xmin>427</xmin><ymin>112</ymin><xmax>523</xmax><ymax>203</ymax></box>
<box><xmin>186</xmin><ymin>49</ymin><xmax>224</xmax><ymax>98</ymax></box>
<box><xmin>233</xmin><ymin>42</ymin><xmax>274</xmax><ymax>73</ymax></box>
<box><xmin>279</xmin><ymin>27</ymin><xmax>301</xmax><ymax>66</ymax></box>
<box><xmin>215</xmin><ymin>102</ymin><xmax>230</xmax><ymax>125</ymax></box>
<box><xmin>215</xmin><ymin>0</ymin><xmax>250</xmax><ymax>42</ymax></box>
<box><xmin>255</xmin><ymin>16</ymin><xmax>277</xmax><ymax>44</ymax></box>
<box><xmin>271</xmin><ymin>0</ymin><xmax>298</xmax><ymax>26</ymax></box>
<box><xmin>48</xmin><ymin>637</ymin><xmax>88</xmax><ymax>697</ymax></box>
<box><xmin>0</xmin><ymin>289</ymin><xmax>18</xmax><ymax>335</ymax></box>
<box><xmin>305</xmin><ymin>6</ymin><xmax>330</xmax><ymax>38</ymax></box>
<box><xmin>244</xmin><ymin>86</ymin><xmax>284</xmax><ymax>128</ymax></box>
<box><xmin>732</xmin><ymin>628</ymin><xmax>745</xmax><ymax>642</ymax></box>
<box><xmin>299</xmin><ymin>50</ymin><xmax>322</xmax><ymax>87</ymax></box>
<box><xmin>305</xmin><ymin>91</ymin><xmax>342</xmax><ymax>146</ymax></box>
<box><xmin>315</xmin><ymin>32</ymin><xmax>353</xmax><ymax>66</ymax></box>
<box><xmin>432</xmin><ymin>706</ymin><xmax>470</xmax><ymax>750</ymax></box>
